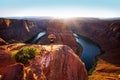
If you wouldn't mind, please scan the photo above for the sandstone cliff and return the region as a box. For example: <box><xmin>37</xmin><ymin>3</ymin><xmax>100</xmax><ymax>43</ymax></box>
<box><xmin>0</xmin><ymin>38</ymin><xmax>8</xmax><ymax>45</ymax></box>
<box><xmin>0</xmin><ymin>18</ymin><xmax>48</xmax><ymax>43</ymax></box>
<box><xmin>0</xmin><ymin>44</ymin><xmax>88</xmax><ymax>80</ymax></box>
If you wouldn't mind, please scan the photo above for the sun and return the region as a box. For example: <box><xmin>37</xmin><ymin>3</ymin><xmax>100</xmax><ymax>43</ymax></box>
<box><xmin>52</xmin><ymin>14</ymin><xmax>76</xmax><ymax>19</ymax></box>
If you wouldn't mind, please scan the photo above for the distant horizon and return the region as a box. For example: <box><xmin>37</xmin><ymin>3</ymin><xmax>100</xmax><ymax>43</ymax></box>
<box><xmin>0</xmin><ymin>16</ymin><xmax>120</xmax><ymax>19</ymax></box>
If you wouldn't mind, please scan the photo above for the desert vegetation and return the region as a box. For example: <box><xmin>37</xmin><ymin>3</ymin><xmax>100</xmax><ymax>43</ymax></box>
<box><xmin>12</xmin><ymin>47</ymin><xmax>39</xmax><ymax>64</ymax></box>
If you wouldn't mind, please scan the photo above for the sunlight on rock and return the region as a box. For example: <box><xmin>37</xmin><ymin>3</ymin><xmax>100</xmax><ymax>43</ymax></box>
<box><xmin>118</xmin><ymin>74</ymin><xmax>120</xmax><ymax>79</ymax></box>
<box><xmin>24</xmin><ymin>21</ymin><xmax>30</xmax><ymax>32</ymax></box>
<box><xmin>4</xmin><ymin>19</ymin><xmax>11</xmax><ymax>27</ymax></box>
<box><xmin>43</xmin><ymin>45</ymin><xmax>61</xmax><ymax>51</ymax></box>
<box><xmin>0</xmin><ymin>75</ymin><xmax>2</xmax><ymax>79</ymax></box>
<box><xmin>33</xmin><ymin>73</ymin><xmax>38</xmax><ymax>80</ymax></box>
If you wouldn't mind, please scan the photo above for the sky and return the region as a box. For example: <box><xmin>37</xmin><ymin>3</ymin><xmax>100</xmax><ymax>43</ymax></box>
<box><xmin>0</xmin><ymin>0</ymin><xmax>120</xmax><ymax>18</ymax></box>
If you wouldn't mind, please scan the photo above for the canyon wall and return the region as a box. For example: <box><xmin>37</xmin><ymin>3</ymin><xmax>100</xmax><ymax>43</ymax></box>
<box><xmin>0</xmin><ymin>18</ymin><xmax>48</xmax><ymax>43</ymax></box>
<box><xmin>69</xmin><ymin>18</ymin><xmax>120</xmax><ymax>80</ymax></box>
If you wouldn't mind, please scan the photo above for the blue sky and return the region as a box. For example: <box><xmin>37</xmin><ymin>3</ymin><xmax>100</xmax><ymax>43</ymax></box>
<box><xmin>0</xmin><ymin>0</ymin><xmax>120</xmax><ymax>18</ymax></box>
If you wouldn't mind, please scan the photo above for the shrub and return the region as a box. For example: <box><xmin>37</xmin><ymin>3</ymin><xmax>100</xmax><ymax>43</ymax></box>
<box><xmin>14</xmin><ymin>47</ymin><xmax>39</xmax><ymax>64</ymax></box>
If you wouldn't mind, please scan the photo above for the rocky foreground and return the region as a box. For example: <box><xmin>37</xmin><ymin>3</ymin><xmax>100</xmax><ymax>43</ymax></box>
<box><xmin>0</xmin><ymin>44</ymin><xmax>88</xmax><ymax>80</ymax></box>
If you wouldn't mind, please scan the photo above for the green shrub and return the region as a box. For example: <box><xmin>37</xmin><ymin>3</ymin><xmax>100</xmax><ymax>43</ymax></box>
<box><xmin>14</xmin><ymin>47</ymin><xmax>39</xmax><ymax>64</ymax></box>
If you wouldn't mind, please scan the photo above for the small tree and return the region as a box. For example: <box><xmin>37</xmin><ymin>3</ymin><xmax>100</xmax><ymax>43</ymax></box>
<box><xmin>14</xmin><ymin>47</ymin><xmax>39</xmax><ymax>64</ymax></box>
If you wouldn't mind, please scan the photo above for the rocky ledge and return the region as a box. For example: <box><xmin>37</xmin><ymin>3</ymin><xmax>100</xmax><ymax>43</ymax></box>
<box><xmin>0</xmin><ymin>44</ymin><xmax>88</xmax><ymax>80</ymax></box>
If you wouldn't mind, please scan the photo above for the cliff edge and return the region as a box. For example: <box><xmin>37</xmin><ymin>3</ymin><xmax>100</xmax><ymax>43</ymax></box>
<box><xmin>0</xmin><ymin>44</ymin><xmax>88</xmax><ymax>80</ymax></box>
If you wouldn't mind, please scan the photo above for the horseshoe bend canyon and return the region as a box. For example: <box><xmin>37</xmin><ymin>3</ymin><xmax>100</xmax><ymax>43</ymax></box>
<box><xmin>0</xmin><ymin>17</ymin><xmax>120</xmax><ymax>80</ymax></box>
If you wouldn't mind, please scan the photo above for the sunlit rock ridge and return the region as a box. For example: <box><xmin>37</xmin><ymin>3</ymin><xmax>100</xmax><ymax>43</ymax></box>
<box><xmin>0</xmin><ymin>44</ymin><xmax>88</xmax><ymax>80</ymax></box>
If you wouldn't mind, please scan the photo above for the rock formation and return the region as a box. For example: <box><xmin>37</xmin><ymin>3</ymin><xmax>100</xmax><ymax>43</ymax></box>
<box><xmin>0</xmin><ymin>18</ymin><xmax>48</xmax><ymax>43</ymax></box>
<box><xmin>0</xmin><ymin>63</ymin><xmax>24</xmax><ymax>80</ymax></box>
<box><xmin>0</xmin><ymin>38</ymin><xmax>8</xmax><ymax>45</ymax></box>
<box><xmin>0</xmin><ymin>44</ymin><xmax>88</xmax><ymax>80</ymax></box>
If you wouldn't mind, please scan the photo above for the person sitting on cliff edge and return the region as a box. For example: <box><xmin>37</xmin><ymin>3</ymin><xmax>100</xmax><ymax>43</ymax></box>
<box><xmin>48</xmin><ymin>34</ymin><xmax>56</xmax><ymax>51</ymax></box>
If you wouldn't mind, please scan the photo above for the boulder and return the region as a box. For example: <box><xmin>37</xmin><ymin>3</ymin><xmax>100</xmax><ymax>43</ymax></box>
<box><xmin>27</xmin><ymin>45</ymin><xmax>88</xmax><ymax>80</ymax></box>
<box><xmin>0</xmin><ymin>63</ymin><xmax>24</xmax><ymax>80</ymax></box>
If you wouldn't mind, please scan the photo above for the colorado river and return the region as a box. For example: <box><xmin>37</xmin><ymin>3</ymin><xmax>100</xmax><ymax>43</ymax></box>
<box><xmin>25</xmin><ymin>31</ymin><xmax>46</xmax><ymax>44</ymax></box>
<box><xmin>73</xmin><ymin>33</ymin><xmax>101</xmax><ymax>71</ymax></box>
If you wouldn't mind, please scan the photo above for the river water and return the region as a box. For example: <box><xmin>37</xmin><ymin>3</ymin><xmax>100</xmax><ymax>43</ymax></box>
<box><xmin>25</xmin><ymin>31</ymin><xmax>46</xmax><ymax>44</ymax></box>
<box><xmin>31</xmin><ymin>31</ymin><xmax>46</xmax><ymax>43</ymax></box>
<box><xmin>73</xmin><ymin>33</ymin><xmax>101</xmax><ymax>71</ymax></box>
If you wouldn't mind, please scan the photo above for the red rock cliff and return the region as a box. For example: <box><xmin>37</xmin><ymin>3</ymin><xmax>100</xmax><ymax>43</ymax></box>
<box><xmin>0</xmin><ymin>18</ymin><xmax>48</xmax><ymax>43</ymax></box>
<box><xmin>27</xmin><ymin>45</ymin><xmax>88</xmax><ymax>80</ymax></box>
<box><xmin>0</xmin><ymin>44</ymin><xmax>88</xmax><ymax>80</ymax></box>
